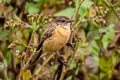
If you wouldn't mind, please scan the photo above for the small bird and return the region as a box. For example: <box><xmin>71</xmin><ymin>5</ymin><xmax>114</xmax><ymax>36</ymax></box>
<box><xmin>31</xmin><ymin>16</ymin><xmax>74</xmax><ymax>65</ymax></box>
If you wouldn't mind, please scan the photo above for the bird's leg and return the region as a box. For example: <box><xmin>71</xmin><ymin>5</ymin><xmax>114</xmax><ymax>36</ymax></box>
<box><xmin>55</xmin><ymin>52</ymin><xmax>68</xmax><ymax>66</ymax></box>
<box><xmin>66</xmin><ymin>42</ymin><xmax>75</xmax><ymax>51</ymax></box>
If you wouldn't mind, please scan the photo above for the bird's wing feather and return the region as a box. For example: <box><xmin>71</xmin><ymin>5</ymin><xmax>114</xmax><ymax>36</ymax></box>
<box><xmin>30</xmin><ymin>23</ymin><xmax>56</xmax><ymax>65</ymax></box>
<box><xmin>37</xmin><ymin>23</ymin><xmax>56</xmax><ymax>50</ymax></box>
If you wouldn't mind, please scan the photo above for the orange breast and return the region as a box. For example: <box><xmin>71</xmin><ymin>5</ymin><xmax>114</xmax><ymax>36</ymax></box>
<box><xmin>43</xmin><ymin>26</ymin><xmax>71</xmax><ymax>52</ymax></box>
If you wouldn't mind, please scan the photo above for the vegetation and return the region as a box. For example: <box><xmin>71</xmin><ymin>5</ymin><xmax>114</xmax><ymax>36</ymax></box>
<box><xmin>0</xmin><ymin>0</ymin><xmax>120</xmax><ymax>80</ymax></box>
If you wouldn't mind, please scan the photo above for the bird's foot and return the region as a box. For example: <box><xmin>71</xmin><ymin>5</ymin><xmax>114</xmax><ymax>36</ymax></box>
<box><xmin>66</xmin><ymin>42</ymin><xmax>75</xmax><ymax>51</ymax></box>
<box><xmin>58</xmin><ymin>56</ymin><xmax>68</xmax><ymax>67</ymax></box>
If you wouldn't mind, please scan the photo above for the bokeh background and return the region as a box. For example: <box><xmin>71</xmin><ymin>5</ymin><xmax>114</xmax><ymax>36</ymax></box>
<box><xmin>0</xmin><ymin>0</ymin><xmax>120</xmax><ymax>80</ymax></box>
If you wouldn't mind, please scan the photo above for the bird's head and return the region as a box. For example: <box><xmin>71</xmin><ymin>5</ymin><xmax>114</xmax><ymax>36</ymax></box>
<box><xmin>53</xmin><ymin>16</ymin><xmax>74</xmax><ymax>29</ymax></box>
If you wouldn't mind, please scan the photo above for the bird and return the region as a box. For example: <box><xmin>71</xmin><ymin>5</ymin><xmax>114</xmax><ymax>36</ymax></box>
<box><xmin>31</xmin><ymin>16</ymin><xmax>74</xmax><ymax>65</ymax></box>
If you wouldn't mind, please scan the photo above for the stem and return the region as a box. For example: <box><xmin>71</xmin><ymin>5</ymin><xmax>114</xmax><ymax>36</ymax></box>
<box><xmin>59</xmin><ymin>0</ymin><xmax>83</xmax><ymax>79</ymax></box>
<box><xmin>104</xmin><ymin>0</ymin><xmax>120</xmax><ymax>22</ymax></box>
<box><xmin>3</xmin><ymin>59</ymin><xmax>8</xmax><ymax>80</ymax></box>
<box><xmin>33</xmin><ymin>53</ymin><xmax>55</xmax><ymax>77</ymax></box>
<box><xmin>111</xmin><ymin>7</ymin><xmax>120</xmax><ymax>21</ymax></box>
<box><xmin>23</xmin><ymin>51</ymin><xmax>48</xmax><ymax>70</ymax></box>
<box><xmin>59</xmin><ymin>66</ymin><xmax>66</xmax><ymax>80</ymax></box>
<box><xmin>23</xmin><ymin>24</ymin><xmax>37</xmax><ymax>64</ymax></box>
<box><xmin>68</xmin><ymin>0</ymin><xmax>83</xmax><ymax>70</ymax></box>
<box><xmin>72</xmin><ymin>0</ymin><xmax>83</xmax><ymax>25</ymax></box>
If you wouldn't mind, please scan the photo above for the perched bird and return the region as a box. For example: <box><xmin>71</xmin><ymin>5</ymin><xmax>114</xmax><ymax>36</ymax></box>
<box><xmin>31</xmin><ymin>16</ymin><xmax>74</xmax><ymax>65</ymax></box>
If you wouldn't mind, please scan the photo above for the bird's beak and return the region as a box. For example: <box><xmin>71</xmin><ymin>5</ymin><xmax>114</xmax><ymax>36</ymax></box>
<box><xmin>67</xmin><ymin>20</ymin><xmax>74</xmax><ymax>23</ymax></box>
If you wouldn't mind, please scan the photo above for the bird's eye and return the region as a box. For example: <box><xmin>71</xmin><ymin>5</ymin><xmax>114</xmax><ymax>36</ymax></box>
<box><xmin>61</xmin><ymin>20</ymin><xmax>65</xmax><ymax>22</ymax></box>
<box><xmin>56</xmin><ymin>20</ymin><xmax>65</xmax><ymax>22</ymax></box>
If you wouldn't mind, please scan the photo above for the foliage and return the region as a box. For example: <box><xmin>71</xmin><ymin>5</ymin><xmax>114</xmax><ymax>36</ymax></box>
<box><xmin>0</xmin><ymin>0</ymin><xmax>120</xmax><ymax>80</ymax></box>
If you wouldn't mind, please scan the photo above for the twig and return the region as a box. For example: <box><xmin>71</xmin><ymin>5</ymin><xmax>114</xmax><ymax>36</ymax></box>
<box><xmin>32</xmin><ymin>53</ymin><xmax>55</xmax><ymax>77</ymax></box>
<box><xmin>59</xmin><ymin>65</ymin><xmax>66</xmax><ymax>80</ymax></box>
<box><xmin>23</xmin><ymin>24</ymin><xmax>38</xmax><ymax>66</ymax></box>
<box><xmin>23</xmin><ymin>52</ymin><xmax>35</xmax><ymax>70</ymax></box>
<box><xmin>59</xmin><ymin>0</ymin><xmax>83</xmax><ymax>80</ymax></box>
<box><xmin>23</xmin><ymin>52</ymin><xmax>48</xmax><ymax>70</ymax></box>
<box><xmin>111</xmin><ymin>6</ymin><xmax>120</xmax><ymax>21</ymax></box>
<box><xmin>109</xmin><ymin>0</ymin><xmax>120</xmax><ymax>21</ymax></box>
<box><xmin>25</xmin><ymin>29</ymin><xmax>35</xmax><ymax>51</ymax></box>
<box><xmin>4</xmin><ymin>67</ymin><xmax>8</xmax><ymax>80</ymax></box>
<box><xmin>72</xmin><ymin>0</ymin><xmax>83</xmax><ymax>25</ymax></box>
<box><xmin>3</xmin><ymin>59</ymin><xmax>8</xmax><ymax>80</ymax></box>
<box><xmin>68</xmin><ymin>0</ymin><xmax>83</xmax><ymax>71</ymax></box>
<box><xmin>104</xmin><ymin>0</ymin><xmax>120</xmax><ymax>22</ymax></box>
<box><xmin>67</xmin><ymin>46</ymin><xmax>78</xmax><ymax>69</ymax></box>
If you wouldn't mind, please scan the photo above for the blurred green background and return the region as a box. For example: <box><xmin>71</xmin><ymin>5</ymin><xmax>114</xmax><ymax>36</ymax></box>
<box><xmin>0</xmin><ymin>0</ymin><xmax>120</xmax><ymax>80</ymax></box>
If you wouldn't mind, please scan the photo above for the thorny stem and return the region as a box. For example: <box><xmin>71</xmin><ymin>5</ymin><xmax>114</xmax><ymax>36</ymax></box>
<box><xmin>25</xmin><ymin>24</ymin><xmax>39</xmax><ymax>52</ymax></box>
<box><xmin>23</xmin><ymin>52</ymin><xmax>48</xmax><ymax>70</ymax></box>
<box><xmin>67</xmin><ymin>45</ymin><xmax>78</xmax><ymax>69</ymax></box>
<box><xmin>59</xmin><ymin>0</ymin><xmax>83</xmax><ymax>80</ymax></box>
<box><xmin>32</xmin><ymin>53</ymin><xmax>55</xmax><ymax>77</ymax></box>
<box><xmin>23</xmin><ymin>52</ymin><xmax>35</xmax><ymax>70</ymax></box>
<box><xmin>23</xmin><ymin>24</ymin><xmax>38</xmax><ymax>65</ymax></box>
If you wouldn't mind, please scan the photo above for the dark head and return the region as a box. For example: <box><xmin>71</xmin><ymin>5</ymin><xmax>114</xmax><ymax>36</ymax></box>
<box><xmin>53</xmin><ymin>16</ymin><xmax>74</xmax><ymax>28</ymax></box>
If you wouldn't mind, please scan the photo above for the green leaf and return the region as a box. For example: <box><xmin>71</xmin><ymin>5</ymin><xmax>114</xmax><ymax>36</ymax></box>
<box><xmin>99</xmin><ymin>57</ymin><xmax>113</xmax><ymax>73</ymax></box>
<box><xmin>0</xmin><ymin>30</ymin><xmax>9</xmax><ymax>41</ymax></box>
<box><xmin>75</xmin><ymin>67</ymin><xmax>79</xmax><ymax>75</ymax></box>
<box><xmin>6</xmin><ymin>51</ymin><xmax>12</xmax><ymax>64</ymax></box>
<box><xmin>87</xmin><ymin>73</ymin><xmax>98</xmax><ymax>80</ymax></box>
<box><xmin>99</xmin><ymin>27</ymin><xmax>107</xmax><ymax>33</ymax></box>
<box><xmin>81</xmin><ymin>0</ymin><xmax>93</xmax><ymax>8</ymax></box>
<box><xmin>101</xmin><ymin>24</ymin><xmax>115</xmax><ymax>49</ymax></box>
<box><xmin>79</xmin><ymin>6</ymin><xmax>87</xmax><ymax>16</ymax></box>
<box><xmin>70</xmin><ymin>60</ymin><xmax>77</xmax><ymax>69</ymax></box>
<box><xmin>90</xmin><ymin>40</ymin><xmax>99</xmax><ymax>56</ymax></box>
<box><xmin>107</xmin><ymin>24</ymin><xmax>115</xmax><ymax>32</ymax></box>
<box><xmin>25</xmin><ymin>2</ymin><xmax>39</xmax><ymax>14</ymax></box>
<box><xmin>78</xmin><ymin>0</ymin><xmax>93</xmax><ymax>16</ymax></box>
<box><xmin>21</xmin><ymin>70</ymin><xmax>31</xmax><ymax>80</ymax></box>
<box><xmin>66</xmin><ymin>75</ymin><xmax>72</xmax><ymax>80</ymax></box>
<box><xmin>102</xmin><ymin>35</ymin><xmax>109</xmax><ymax>49</ymax></box>
<box><xmin>99</xmin><ymin>0</ymin><xmax>104</xmax><ymax>2</ymax></box>
<box><xmin>100</xmin><ymin>72</ymin><xmax>106</xmax><ymax>79</ymax></box>
<box><xmin>74</xmin><ymin>0</ymin><xmax>79</xmax><ymax>8</ymax></box>
<box><xmin>55</xmin><ymin>7</ymin><xmax>75</xmax><ymax>18</ymax></box>
<box><xmin>16</xmin><ymin>45</ymin><xmax>24</xmax><ymax>51</ymax></box>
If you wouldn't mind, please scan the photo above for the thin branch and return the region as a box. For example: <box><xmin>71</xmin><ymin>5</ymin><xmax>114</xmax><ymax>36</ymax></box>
<box><xmin>59</xmin><ymin>65</ymin><xmax>66</xmax><ymax>80</ymax></box>
<box><xmin>67</xmin><ymin>0</ymin><xmax>83</xmax><ymax>70</ymax></box>
<box><xmin>23</xmin><ymin>24</ymin><xmax>39</xmax><ymax>67</ymax></box>
<box><xmin>0</xmin><ymin>50</ymin><xmax>8</xmax><ymax>80</ymax></box>
<box><xmin>32</xmin><ymin>53</ymin><xmax>55</xmax><ymax>77</ymax></box>
<box><xmin>104</xmin><ymin>0</ymin><xmax>120</xmax><ymax>22</ymax></box>
<box><xmin>59</xmin><ymin>0</ymin><xmax>83</xmax><ymax>79</ymax></box>
<box><xmin>3</xmin><ymin>60</ymin><xmax>8</xmax><ymax>80</ymax></box>
<box><xmin>111</xmin><ymin>7</ymin><xmax>120</xmax><ymax>21</ymax></box>
<box><xmin>4</xmin><ymin>67</ymin><xmax>8</xmax><ymax>80</ymax></box>
<box><xmin>23</xmin><ymin>52</ymin><xmax>48</xmax><ymax>70</ymax></box>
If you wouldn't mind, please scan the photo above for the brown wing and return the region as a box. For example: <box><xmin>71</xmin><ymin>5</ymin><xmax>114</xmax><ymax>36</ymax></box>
<box><xmin>37</xmin><ymin>23</ymin><xmax>56</xmax><ymax>51</ymax></box>
<box><xmin>29</xmin><ymin>23</ymin><xmax>56</xmax><ymax>65</ymax></box>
